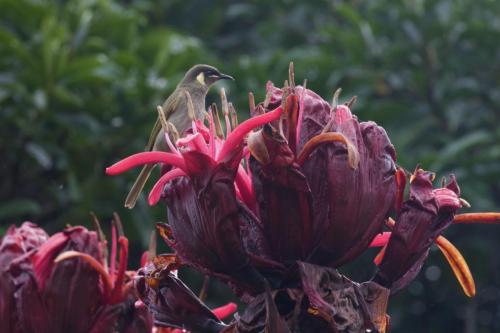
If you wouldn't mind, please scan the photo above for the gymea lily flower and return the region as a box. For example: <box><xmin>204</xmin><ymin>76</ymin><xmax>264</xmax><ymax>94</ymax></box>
<box><xmin>0</xmin><ymin>216</ymin><xmax>152</xmax><ymax>333</ymax></box>
<box><xmin>107</xmin><ymin>92</ymin><xmax>285</xmax><ymax>293</ymax></box>
<box><xmin>106</xmin><ymin>64</ymin><xmax>500</xmax><ymax>332</ymax></box>
<box><xmin>247</xmin><ymin>79</ymin><xmax>397</xmax><ymax>266</ymax></box>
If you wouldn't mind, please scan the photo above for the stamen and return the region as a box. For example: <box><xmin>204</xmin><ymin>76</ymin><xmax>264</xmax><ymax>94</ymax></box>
<box><xmin>148</xmin><ymin>168</ymin><xmax>187</xmax><ymax>206</ymax></box>
<box><xmin>453</xmin><ymin>212</ymin><xmax>500</xmax><ymax>224</ymax></box>
<box><xmin>90</xmin><ymin>212</ymin><xmax>108</xmax><ymax>268</ymax></box>
<box><xmin>294</xmin><ymin>85</ymin><xmax>307</xmax><ymax>148</ymax></box>
<box><xmin>288</xmin><ymin>61</ymin><xmax>295</xmax><ymax>89</ymax></box>
<box><xmin>106</xmin><ymin>152</ymin><xmax>187</xmax><ymax>175</ymax></box>
<box><xmin>113</xmin><ymin>212</ymin><xmax>125</xmax><ymax>238</ymax></box>
<box><xmin>110</xmin><ymin>236</ymin><xmax>128</xmax><ymax>303</ymax></box>
<box><xmin>220</xmin><ymin>88</ymin><xmax>231</xmax><ymax>136</ymax></box>
<box><xmin>110</xmin><ymin>221</ymin><xmax>117</xmax><ymax>278</ymax></box>
<box><xmin>285</xmin><ymin>94</ymin><xmax>299</xmax><ymax>152</ymax></box>
<box><xmin>296</xmin><ymin>132</ymin><xmax>360</xmax><ymax>168</ymax></box>
<box><xmin>436</xmin><ymin>236</ymin><xmax>475</xmax><ymax>297</ymax></box>
<box><xmin>235</xmin><ymin>165</ymin><xmax>256</xmax><ymax>212</ymax></box>
<box><xmin>263</xmin><ymin>88</ymin><xmax>273</xmax><ymax>109</ymax></box>
<box><xmin>248</xmin><ymin>92</ymin><xmax>255</xmax><ymax>114</ymax></box>
<box><xmin>211</xmin><ymin>103</ymin><xmax>224</xmax><ymax>138</ymax></box>
<box><xmin>229</xmin><ymin>103</ymin><xmax>238</xmax><ymax>129</ymax></box>
<box><xmin>54</xmin><ymin>251</ymin><xmax>113</xmax><ymax>297</ymax></box>
<box><xmin>345</xmin><ymin>95</ymin><xmax>357</xmax><ymax>108</ymax></box>
<box><xmin>208</xmin><ymin>108</ymin><xmax>216</xmax><ymax>158</ymax></box>
<box><xmin>157</xmin><ymin>106</ymin><xmax>180</xmax><ymax>155</ymax></box>
<box><xmin>90</xmin><ymin>212</ymin><xmax>106</xmax><ymax>243</ymax></box>
<box><xmin>331</xmin><ymin>88</ymin><xmax>342</xmax><ymax>109</ymax></box>
<box><xmin>395</xmin><ymin>168</ymin><xmax>407</xmax><ymax>215</ymax></box>
<box><xmin>217</xmin><ymin>106</ymin><xmax>283</xmax><ymax>163</ymax></box>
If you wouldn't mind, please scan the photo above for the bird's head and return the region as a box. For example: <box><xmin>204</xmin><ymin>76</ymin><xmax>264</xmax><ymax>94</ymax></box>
<box><xmin>181</xmin><ymin>64</ymin><xmax>234</xmax><ymax>88</ymax></box>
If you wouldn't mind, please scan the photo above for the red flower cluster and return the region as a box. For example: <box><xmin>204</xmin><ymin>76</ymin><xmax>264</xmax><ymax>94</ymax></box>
<box><xmin>106</xmin><ymin>65</ymin><xmax>500</xmax><ymax>332</ymax></box>
<box><xmin>0</xmin><ymin>216</ymin><xmax>152</xmax><ymax>333</ymax></box>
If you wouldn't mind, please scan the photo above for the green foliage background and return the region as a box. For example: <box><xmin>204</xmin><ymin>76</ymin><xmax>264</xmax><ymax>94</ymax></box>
<box><xmin>1</xmin><ymin>0</ymin><xmax>499</xmax><ymax>331</ymax></box>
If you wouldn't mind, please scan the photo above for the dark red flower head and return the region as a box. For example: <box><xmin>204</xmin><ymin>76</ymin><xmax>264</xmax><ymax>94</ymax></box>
<box><xmin>106</xmin><ymin>74</ymin><xmax>397</xmax><ymax>287</ymax></box>
<box><xmin>107</xmin><ymin>65</ymin><xmax>500</xmax><ymax>332</ymax></box>
<box><xmin>373</xmin><ymin>169</ymin><xmax>464</xmax><ymax>293</ymax></box>
<box><xmin>0</xmin><ymin>222</ymin><xmax>48</xmax><ymax>333</ymax></box>
<box><xmin>247</xmin><ymin>81</ymin><xmax>397</xmax><ymax>266</ymax></box>
<box><xmin>107</xmin><ymin>96</ymin><xmax>285</xmax><ymax>293</ymax></box>
<box><xmin>0</xmin><ymin>217</ymin><xmax>152</xmax><ymax>333</ymax></box>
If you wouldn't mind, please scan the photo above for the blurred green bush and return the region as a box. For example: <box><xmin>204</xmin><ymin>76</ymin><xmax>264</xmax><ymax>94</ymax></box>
<box><xmin>1</xmin><ymin>0</ymin><xmax>499</xmax><ymax>331</ymax></box>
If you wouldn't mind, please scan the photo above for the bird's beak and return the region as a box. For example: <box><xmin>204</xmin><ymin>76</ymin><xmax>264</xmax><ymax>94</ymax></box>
<box><xmin>218</xmin><ymin>73</ymin><xmax>234</xmax><ymax>81</ymax></box>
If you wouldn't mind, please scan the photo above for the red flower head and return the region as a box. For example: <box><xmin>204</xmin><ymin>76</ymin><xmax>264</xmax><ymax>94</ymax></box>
<box><xmin>373</xmin><ymin>169</ymin><xmax>464</xmax><ymax>293</ymax></box>
<box><xmin>106</xmin><ymin>64</ymin><xmax>500</xmax><ymax>332</ymax></box>
<box><xmin>0</xmin><ymin>222</ymin><xmax>48</xmax><ymax>333</ymax></box>
<box><xmin>107</xmin><ymin>91</ymin><xmax>285</xmax><ymax>293</ymax></box>
<box><xmin>0</xmin><ymin>215</ymin><xmax>152</xmax><ymax>333</ymax></box>
<box><xmin>247</xmin><ymin>79</ymin><xmax>397</xmax><ymax>266</ymax></box>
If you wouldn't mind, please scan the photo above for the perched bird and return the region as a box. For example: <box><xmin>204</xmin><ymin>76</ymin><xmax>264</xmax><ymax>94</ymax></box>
<box><xmin>124</xmin><ymin>64</ymin><xmax>234</xmax><ymax>208</ymax></box>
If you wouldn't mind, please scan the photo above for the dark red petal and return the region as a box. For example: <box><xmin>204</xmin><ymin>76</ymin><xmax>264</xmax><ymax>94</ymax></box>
<box><xmin>249</xmin><ymin>127</ymin><xmax>314</xmax><ymax>263</ymax></box>
<box><xmin>217</xmin><ymin>105</ymin><xmax>283</xmax><ymax>164</ymax></box>
<box><xmin>32</xmin><ymin>231</ymin><xmax>69</xmax><ymax>290</ymax></box>
<box><xmin>162</xmin><ymin>167</ymin><xmax>264</xmax><ymax>293</ymax></box>
<box><xmin>309</xmin><ymin>119</ymin><xmax>397</xmax><ymax>267</ymax></box>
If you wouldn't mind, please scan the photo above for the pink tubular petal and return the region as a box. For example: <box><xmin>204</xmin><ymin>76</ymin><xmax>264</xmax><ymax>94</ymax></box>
<box><xmin>110</xmin><ymin>224</ymin><xmax>117</xmax><ymax>279</ymax></box>
<box><xmin>212</xmin><ymin>302</ymin><xmax>237</xmax><ymax>320</ymax></box>
<box><xmin>148</xmin><ymin>168</ymin><xmax>187</xmax><ymax>206</ymax></box>
<box><xmin>217</xmin><ymin>106</ymin><xmax>283</xmax><ymax>163</ymax></box>
<box><xmin>106</xmin><ymin>152</ymin><xmax>186</xmax><ymax>175</ymax></box>
<box><xmin>177</xmin><ymin>133</ymin><xmax>209</xmax><ymax>156</ymax></box>
<box><xmin>225</xmin><ymin>113</ymin><xmax>232</xmax><ymax>137</ymax></box>
<box><xmin>110</xmin><ymin>236</ymin><xmax>128</xmax><ymax>304</ymax></box>
<box><xmin>209</xmin><ymin>112</ymin><xmax>216</xmax><ymax>158</ymax></box>
<box><xmin>369</xmin><ymin>232</ymin><xmax>392</xmax><ymax>248</ymax></box>
<box><xmin>235</xmin><ymin>165</ymin><xmax>256</xmax><ymax>212</ymax></box>
<box><xmin>295</xmin><ymin>87</ymin><xmax>307</xmax><ymax>149</ymax></box>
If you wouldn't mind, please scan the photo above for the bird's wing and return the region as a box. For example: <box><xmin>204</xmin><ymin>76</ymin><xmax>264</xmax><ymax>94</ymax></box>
<box><xmin>145</xmin><ymin>88</ymin><xmax>186</xmax><ymax>151</ymax></box>
<box><xmin>145</xmin><ymin>118</ymin><xmax>161</xmax><ymax>151</ymax></box>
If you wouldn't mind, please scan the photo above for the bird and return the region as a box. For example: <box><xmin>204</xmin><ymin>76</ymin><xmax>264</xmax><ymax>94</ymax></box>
<box><xmin>124</xmin><ymin>64</ymin><xmax>234</xmax><ymax>208</ymax></box>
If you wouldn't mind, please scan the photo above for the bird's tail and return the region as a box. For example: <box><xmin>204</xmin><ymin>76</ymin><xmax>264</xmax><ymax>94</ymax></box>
<box><xmin>124</xmin><ymin>164</ymin><xmax>155</xmax><ymax>209</ymax></box>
